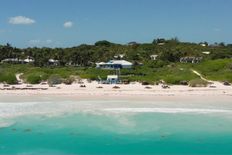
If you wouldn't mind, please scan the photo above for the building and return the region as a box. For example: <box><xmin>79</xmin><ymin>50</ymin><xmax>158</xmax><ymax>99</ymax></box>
<box><xmin>1</xmin><ymin>57</ymin><xmax>34</xmax><ymax>64</ymax></box>
<box><xmin>48</xmin><ymin>59</ymin><xmax>59</xmax><ymax>66</ymax></box>
<box><xmin>180</xmin><ymin>57</ymin><xmax>203</xmax><ymax>64</ymax></box>
<box><xmin>202</xmin><ymin>51</ymin><xmax>211</xmax><ymax>55</ymax></box>
<box><xmin>96</xmin><ymin>60</ymin><xmax>133</xmax><ymax>69</ymax></box>
<box><xmin>199</xmin><ymin>43</ymin><xmax>208</xmax><ymax>47</ymax></box>
<box><xmin>106</xmin><ymin>75</ymin><xmax>120</xmax><ymax>84</ymax></box>
<box><xmin>24</xmin><ymin>57</ymin><xmax>35</xmax><ymax>63</ymax></box>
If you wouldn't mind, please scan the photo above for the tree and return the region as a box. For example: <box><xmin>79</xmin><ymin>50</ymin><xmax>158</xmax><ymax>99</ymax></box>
<box><xmin>219</xmin><ymin>42</ymin><xmax>225</xmax><ymax>47</ymax></box>
<box><xmin>95</xmin><ymin>40</ymin><xmax>112</xmax><ymax>47</ymax></box>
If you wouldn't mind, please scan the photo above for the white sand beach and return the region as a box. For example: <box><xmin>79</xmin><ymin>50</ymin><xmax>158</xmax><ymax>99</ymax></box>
<box><xmin>0</xmin><ymin>80</ymin><xmax>231</xmax><ymax>100</ymax></box>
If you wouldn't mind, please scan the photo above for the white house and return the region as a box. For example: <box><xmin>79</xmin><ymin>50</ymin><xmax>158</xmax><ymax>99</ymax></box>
<box><xmin>96</xmin><ymin>60</ymin><xmax>133</xmax><ymax>69</ymax></box>
<box><xmin>48</xmin><ymin>59</ymin><xmax>59</xmax><ymax>66</ymax></box>
<box><xmin>24</xmin><ymin>57</ymin><xmax>34</xmax><ymax>63</ymax></box>
<box><xmin>1</xmin><ymin>58</ymin><xmax>24</xmax><ymax>64</ymax></box>
<box><xmin>1</xmin><ymin>57</ymin><xmax>35</xmax><ymax>64</ymax></box>
<box><xmin>200</xmin><ymin>43</ymin><xmax>207</xmax><ymax>47</ymax></box>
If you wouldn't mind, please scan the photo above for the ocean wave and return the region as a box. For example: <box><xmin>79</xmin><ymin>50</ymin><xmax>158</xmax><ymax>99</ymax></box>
<box><xmin>1</xmin><ymin>100</ymin><xmax>232</xmax><ymax>121</ymax></box>
<box><xmin>103</xmin><ymin>108</ymin><xmax>232</xmax><ymax>114</ymax></box>
<box><xmin>0</xmin><ymin>120</ymin><xmax>15</xmax><ymax>128</ymax></box>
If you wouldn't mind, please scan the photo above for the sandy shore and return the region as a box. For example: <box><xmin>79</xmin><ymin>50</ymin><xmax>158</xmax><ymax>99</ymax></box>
<box><xmin>0</xmin><ymin>80</ymin><xmax>232</xmax><ymax>100</ymax></box>
<box><xmin>0</xmin><ymin>80</ymin><xmax>232</xmax><ymax>128</ymax></box>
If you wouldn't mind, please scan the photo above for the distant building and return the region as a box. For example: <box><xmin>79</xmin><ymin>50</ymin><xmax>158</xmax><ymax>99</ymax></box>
<box><xmin>199</xmin><ymin>43</ymin><xmax>208</xmax><ymax>47</ymax></box>
<box><xmin>1</xmin><ymin>58</ymin><xmax>24</xmax><ymax>64</ymax></box>
<box><xmin>24</xmin><ymin>56</ymin><xmax>34</xmax><ymax>63</ymax></box>
<box><xmin>150</xmin><ymin>55</ymin><xmax>158</xmax><ymax>60</ymax></box>
<box><xmin>1</xmin><ymin>57</ymin><xmax>34</xmax><ymax>64</ymax></box>
<box><xmin>156</xmin><ymin>38</ymin><xmax>166</xmax><ymax>45</ymax></box>
<box><xmin>48</xmin><ymin>59</ymin><xmax>59</xmax><ymax>66</ymax></box>
<box><xmin>96</xmin><ymin>60</ymin><xmax>133</xmax><ymax>69</ymax></box>
<box><xmin>180</xmin><ymin>57</ymin><xmax>203</xmax><ymax>64</ymax></box>
<box><xmin>106</xmin><ymin>75</ymin><xmax>120</xmax><ymax>84</ymax></box>
<box><xmin>202</xmin><ymin>51</ymin><xmax>211</xmax><ymax>55</ymax></box>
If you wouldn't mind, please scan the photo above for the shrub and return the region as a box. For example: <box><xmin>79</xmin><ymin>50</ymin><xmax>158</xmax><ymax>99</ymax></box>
<box><xmin>189</xmin><ymin>79</ymin><xmax>209</xmax><ymax>87</ymax></box>
<box><xmin>48</xmin><ymin>75</ymin><xmax>63</xmax><ymax>86</ymax></box>
<box><xmin>63</xmin><ymin>77</ymin><xmax>75</xmax><ymax>85</ymax></box>
<box><xmin>26</xmin><ymin>74</ymin><xmax>42</xmax><ymax>84</ymax></box>
<box><xmin>0</xmin><ymin>73</ymin><xmax>18</xmax><ymax>85</ymax></box>
<box><xmin>180</xmin><ymin>80</ymin><xmax>188</xmax><ymax>85</ymax></box>
<box><xmin>142</xmin><ymin>81</ymin><xmax>153</xmax><ymax>85</ymax></box>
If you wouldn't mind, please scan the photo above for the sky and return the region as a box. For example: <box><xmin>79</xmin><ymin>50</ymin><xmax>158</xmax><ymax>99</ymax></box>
<box><xmin>0</xmin><ymin>0</ymin><xmax>232</xmax><ymax>48</ymax></box>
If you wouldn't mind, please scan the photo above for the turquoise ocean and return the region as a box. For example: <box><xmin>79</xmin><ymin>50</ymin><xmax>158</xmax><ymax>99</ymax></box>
<box><xmin>0</xmin><ymin>97</ymin><xmax>232</xmax><ymax>155</ymax></box>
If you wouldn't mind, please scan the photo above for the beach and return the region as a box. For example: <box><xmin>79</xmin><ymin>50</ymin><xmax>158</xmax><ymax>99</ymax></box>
<box><xmin>0</xmin><ymin>80</ymin><xmax>232</xmax><ymax>99</ymax></box>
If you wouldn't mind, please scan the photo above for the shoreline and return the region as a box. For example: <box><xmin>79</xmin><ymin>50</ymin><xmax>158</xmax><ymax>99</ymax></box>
<box><xmin>0</xmin><ymin>80</ymin><xmax>232</xmax><ymax>102</ymax></box>
<box><xmin>1</xmin><ymin>81</ymin><xmax>232</xmax><ymax>129</ymax></box>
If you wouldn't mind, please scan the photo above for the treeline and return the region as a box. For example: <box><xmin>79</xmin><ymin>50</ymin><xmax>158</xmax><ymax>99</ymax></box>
<box><xmin>0</xmin><ymin>39</ymin><xmax>232</xmax><ymax>67</ymax></box>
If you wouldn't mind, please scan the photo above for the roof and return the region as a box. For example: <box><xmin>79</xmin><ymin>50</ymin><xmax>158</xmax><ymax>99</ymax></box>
<box><xmin>107</xmin><ymin>75</ymin><xmax>119</xmax><ymax>79</ymax></box>
<box><xmin>202</xmin><ymin>51</ymin><xmax>211</xmax><ymax>55</ymax></box>
<box><xmin>49</xmin><ymin>59</ymin><xmax>59</xmax><ymax>63</ymax></box>
<box><xmin>2</xmin><ymin>58</ymin><xmax>24</xmax><ymax>62</ymax></box>
<box><xmin>24</xmin><ymin>58</ymin><xmax>34</xmax><ymax>63</ymax></box>
<box><xmin>108</xmin><ymin>60</ymin><xmax>132</xmax><ymax>65</ymax></box>
<box><xmin>96</xmin><ymin>60</ymin><xmax>132</xmax><ymax>66</ymax></box>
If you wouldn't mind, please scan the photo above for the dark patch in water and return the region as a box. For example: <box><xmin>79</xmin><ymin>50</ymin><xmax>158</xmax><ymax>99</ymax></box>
<box><xmin>24</xmin><ymin>129</ymin><xmax>32</xmax><ymax>132</ymax></box>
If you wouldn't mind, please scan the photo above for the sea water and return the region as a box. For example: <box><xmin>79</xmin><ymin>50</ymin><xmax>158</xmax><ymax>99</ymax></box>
<box><xmin>0</xmin><ymin>97</ymin><xmax>232</xmax><ymax>155</ymax></box>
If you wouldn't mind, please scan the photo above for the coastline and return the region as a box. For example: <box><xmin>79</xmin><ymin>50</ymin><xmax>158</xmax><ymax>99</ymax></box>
<box><xmin>0</xmin><ymin>80</ymin><xmax>231</xmax><ymax>102</ymax></box>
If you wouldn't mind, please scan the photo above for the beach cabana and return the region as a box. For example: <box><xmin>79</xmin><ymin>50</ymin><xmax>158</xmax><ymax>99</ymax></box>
<box><xmin>107</xmin><ymin>75</ymin><xmax>119</xmax><ymax>84</ymax></box>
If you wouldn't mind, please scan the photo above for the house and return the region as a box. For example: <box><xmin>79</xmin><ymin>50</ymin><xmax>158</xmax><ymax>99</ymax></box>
<box><xmin>1</xmin><ymin>58</ymin><xmax>24</xmax><ymax>64</ymax></box>
<box><xmin>106</xmin><ymin>75</ymin><xmax>120</xmax><ymax>84</ymax></box>
<box><xmin>48</xmin><ymin>59</ymin><xmax>59</xmax><ymax>66</ymax></box>
<box><xmin>156</xmin><ymin>38</ymin><xmax>166</xmax><ymax>45</ymax></box>
<box><xmin>150</xmin><ymin>55</ymin><xmax>158</xmax><ymax>60</ymax></box>
<box><xmin>180</xmin><ymin>57</ymin><xmax>203</xmax><ymax>64</ymax></box>
<box><xmin>199</xmin><ymin>43</ymin><xmax>208</xmax><ymax>47</ymax></box>
<box><xmin>202</xmin><ymin>51</ymin><xmax>211</xmax><ymax>55</ymax></box>
<box><xmin>24</xmin><ymin>57</ymin><xmax>34</xmax><ymax>63</ymax></box>
<box><xmin>1</xmin><ymin>56</ymin><xmax>35</xmax><ymax>64</ymax></box>
<box><xmin>96</xmin><ymin>60</ymin><xmax>133</xmax><ymax>69</ymax></box>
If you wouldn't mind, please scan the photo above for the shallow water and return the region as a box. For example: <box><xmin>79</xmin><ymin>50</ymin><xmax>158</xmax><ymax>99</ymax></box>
<box><xmin>0</xmin><ymin>97</ymin><xmax>232</xmax><ymax>155</ymax></box>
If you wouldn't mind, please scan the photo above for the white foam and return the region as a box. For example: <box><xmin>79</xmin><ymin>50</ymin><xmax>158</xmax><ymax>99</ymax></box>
<box><xmin>0</xmin><ymin>100</ymin><xmax>232</xmax><ymax>123</ymax></box>
<box><xmin>0</xmin><ymin>121</ymin><xmax>15</xmax><ymax>128</ymax></box>
<box><xmin>103</xmin><ymin>108</ymin><xmax>232</xmax><ymax>114</ymax></box>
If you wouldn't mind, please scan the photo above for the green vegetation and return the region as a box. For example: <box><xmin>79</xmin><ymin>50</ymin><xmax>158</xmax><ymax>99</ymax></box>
<box><xmin>194</xmin><ymin>59</ymin><xmax>232</xmax><ymax>82</ymax></box>
<box><xmin>0</xmin><ymin>39</ymin><xmax>232</xmax><ymax>85</ymax></box>
<box><xmin>0</xmin><ymin>73</ymin><xmax>17</xmax><ymax>84</ymax></box>
<box><xmin>26</xmin><ymin>74</ymin><xmax>42</xmax><ymax>84</ymax></box>
<box><xmin>0</xmin><ymin>58</ymin><xmax>231</xmax><ymax>85</ymax></box>
<box><xmin>1</xmin><ymin>39</ymin><xmax>232</xmax><ymax>67</ymax></box>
